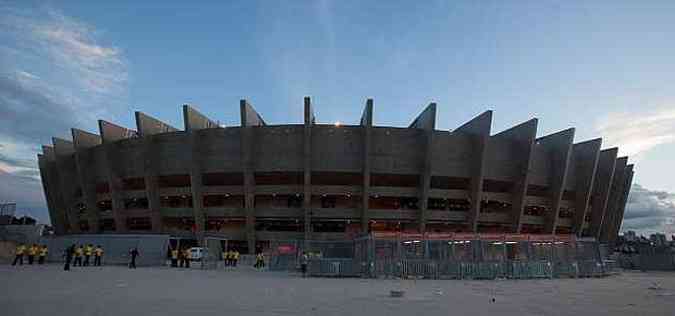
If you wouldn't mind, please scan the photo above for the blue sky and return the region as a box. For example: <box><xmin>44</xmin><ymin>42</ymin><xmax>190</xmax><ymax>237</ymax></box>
<box><xmin>1</xmin><ymin>1</ymin><xmax>674</xmax><ymax>235</ymax></box>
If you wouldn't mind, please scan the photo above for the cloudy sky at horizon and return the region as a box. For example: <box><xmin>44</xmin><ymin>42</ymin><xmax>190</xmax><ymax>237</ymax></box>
<box><xmin>1</xmin><ymin>1</ymin><xmax>674</xmax><ymax>237</ymax></box>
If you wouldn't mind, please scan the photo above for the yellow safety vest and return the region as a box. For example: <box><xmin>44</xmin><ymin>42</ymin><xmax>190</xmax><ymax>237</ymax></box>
<box><xmin>39</xmin><ymin>248</ymin><xmax>48</xmax><ymax>257</ymax></box>
<box><xmin>171</xmin><ymin>250</ymin><xmax>178</xmax><ymax>259</ymax></box>
<box><xmin>75</xmin><ymin>248</ymin><xmax>83</xmax><ymax>256</ymax></box>
<box><xmin>28</xmin><ymin>247</ymin><xmax>37</xmax><ymax>256</ymax></box>
<box><xmin>16</xmin><ymin>246</ymin><xmax>25</xmax><ymax>255</ymax></box>
<box><xmin>85</xmin><ymin>246</ymin><xmax>93</xmax><ymax>256</ymax></box>
<box><xmin>234</xmin><ymin>252</ymin><xmax>240</xmax><ymax>260</ymax></box>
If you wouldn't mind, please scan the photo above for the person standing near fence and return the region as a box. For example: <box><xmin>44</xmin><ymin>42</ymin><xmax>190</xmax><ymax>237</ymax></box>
<box><xmin>233</xmin><ymin>249</ymin><xmax>239</xmax><ymax>267</ymax></box>
<box><xmin>73</xmin><ymin>245</ymin><xmax>83</xmax><ymax>266</ymax></box>
<box><xmin>84</xmin><ymin>244</ymin><xmax>93</xmax><ymax>266</ymax></box>
<box><xmin>38</xmin><ymin>245</ymin><xmax>48</xmax><ymax>264</ymax></box>
<box><xmin>11</xmin><ymin>244</ymin><xmax>25</xmax><ymax>266</ymax></box>
<box><xmin>129</xmin><ymin>248</ymin><xmax>139</xmax><ymax>269</ymax></box>
<box><xmin>27</xmin><ymin>244</ymin><xmax>37</xmax><ymax>265</ymax></box>
<box><xmin>94</xmin><ymin>245</ymin><xmax>104</xmax><ymax>266</ymax></box>
<box><xmin>63</xmin><ymin>244</ymin><xmax>74</xmax><ymax>271</ymax></box>
<box><xmin>254</xmin><ymin>252</ymin><xmax>265</xmax><ymax>269</ymax></box>
<box><xmin>222</xmin><ymin>249</ymin><xmax>229</xmax><ymax>267</ymax></box>
<box><xmin>171</xmin><ymin>247</ymin><xmax>178</xmax><ymax>267</ymax></box>
<box><xmin>182</xmin><ymin>248</ymin><xmax>191</xmax><ymax>268</ymax></box>
<box><xmin>300</xmin><ymin>252</ymin><xmax>309</xmax><ymax>277</ymax></box>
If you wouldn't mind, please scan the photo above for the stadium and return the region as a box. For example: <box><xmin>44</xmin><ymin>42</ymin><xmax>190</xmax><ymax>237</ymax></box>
<box><xmin>38</xmin><ymin>98</ymin><xmax>634</xmax><ymax>257</ymax></box>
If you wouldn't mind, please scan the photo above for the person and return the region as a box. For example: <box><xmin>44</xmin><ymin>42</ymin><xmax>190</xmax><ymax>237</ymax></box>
<box><xmin>38</xmin><ymin>245</ymin><xmax>48</xmax><ymax>264</ymax></box>
<box><xmin>233</xmin><ymin>249</ymin><xmax>240</xmax><ymax>267</ymax></box>
<box><xmin>170</xmin><ymin>247</ymin><xmax>178</xmax><ymax>267</ymax></box>
<box><xmin>178</xmin><ymin>247</ymin><xmax>185</xmax><ymax>268</ymax></box>
<box><xmin>129</xmin><ymin>248</ymin><xmax>139</xmax><ymax>269</ymax></box>
<box><xmin>222</xmin><ymin>249</ymin><xmax>229</xmax><ymax>267</ymax></box>
<box><xmin>73</xmin><ymin>245</ymin><xmax>83</xmax><ymax>267</ymax></box>
<box><xmin>63</xmin><ymin>244</ymin><xmax>74</xmax><ymax>271</ymax></box>
<box><xmin>300</xmin><ymin>252</ymin><xmax>309</xmax><ymax>277</ymax></box>
<box><xmin>11</xmin><ymin>243</ymin><xmax>25</xmax><ymax>266</ymax></box>
<box><xmin>84</xmin><ymin>244</ymin><xmax>93</xmax><ymax>266</ymax></box>
<box><xmin>27</xmin><ymin>244</ymin><xmax>37</xmax><ymax>265</ymax></box>
<box><xmin>255</xmin><ymin>252</ymin><xmax>265</xmax><ymax>269</ymax></box>
<box><xmin>227</xmin><ymin>250</ymin><xmax>234</xmax><ymax>267</ymax></box>
<box><xmin>94</xmin><ymin>245</ymin><xmax>104</xmax><ymax>266</ymax></box>
<box><xmin>182</xmin><ymin>247</ymin><xmax>191</xmax><ymax>268</ymax></box>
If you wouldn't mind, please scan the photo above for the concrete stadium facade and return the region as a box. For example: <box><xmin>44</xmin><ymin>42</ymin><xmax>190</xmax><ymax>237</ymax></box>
<box><xmin>38</xmin><ymin>98</ymin><xmax>634</xmax><ymax>252</ymax></box>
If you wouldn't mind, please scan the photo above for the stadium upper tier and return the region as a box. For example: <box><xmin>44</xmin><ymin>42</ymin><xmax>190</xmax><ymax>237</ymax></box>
<box><xmin>38</xmin><ymin>98</ymin><xmax>633</xmax><ymax>251</ymax></box>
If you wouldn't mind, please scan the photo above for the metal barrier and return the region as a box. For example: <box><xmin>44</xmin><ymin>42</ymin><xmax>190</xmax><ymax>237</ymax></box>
<box><xmin>265</xmin><ymin>235</ymin><xmax>606</xmax><ymax>280</ymax></box>
<box><xmin>308</xmin><ymin>258</ymin><xmax>360</xmax><ymax>277</ymax></box>
<box><xmin>39</xmin><ymin>234</ymin><xmax>170</xmax><ymax>267</ymax></box>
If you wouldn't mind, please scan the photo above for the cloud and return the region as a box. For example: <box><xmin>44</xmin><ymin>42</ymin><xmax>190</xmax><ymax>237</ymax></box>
<box><xmin>596</xmin><ymin>108</ymin><xmax>675</xmax><ymax>159</ymax></box>
<box><xmin>621</xmin><ymin>184</ymin><xmax>675</xmax><ymax>236</ymax></box>
<box><xmin>0</xmin><ymin>5</ymin><xmax>128</xmax><ymax>223</ymax></box>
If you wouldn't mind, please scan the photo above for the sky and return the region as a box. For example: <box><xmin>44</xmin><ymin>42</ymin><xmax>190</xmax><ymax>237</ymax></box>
<box><xmin>1</xmin><ymin>1</ymin><xmax>674</xmax><ymax>236</ymax></box>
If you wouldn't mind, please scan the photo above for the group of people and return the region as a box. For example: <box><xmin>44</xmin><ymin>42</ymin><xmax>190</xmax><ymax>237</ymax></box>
<box><xmin>11</xmin><ymin>244</ymin><xmax>49</xmax><ymax>266</ymax></box>
<box><xmin>62</xmin><ymin>244</ymin><xmax>105</xmax><ymax>270</ymax></box>
<box><xmin>169</xmin><ymin>247</ymin><xmax>193</xmax><ymax>268</ymax></box>
<box><xmin>223</xmin><ymin>249</ymin><xmax>240</xmax><ymax>267</ymax></box>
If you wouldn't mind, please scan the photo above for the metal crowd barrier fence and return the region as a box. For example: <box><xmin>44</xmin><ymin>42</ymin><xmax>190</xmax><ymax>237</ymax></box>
<box><xmin>264</xmin><ymin>235</ymin><xmax>607</xmax><ymax>280</ymax></box>
<box><xmin>39</xmin><ymin>234</ymin><xmax>170</xmax><ymax>267</ymax></box>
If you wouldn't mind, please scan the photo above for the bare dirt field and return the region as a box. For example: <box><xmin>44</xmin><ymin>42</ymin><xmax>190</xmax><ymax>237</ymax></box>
<box><xmin>1</xmin><ymin>264</ymin><xmax>674</xmax><ymax>316</ymax></box>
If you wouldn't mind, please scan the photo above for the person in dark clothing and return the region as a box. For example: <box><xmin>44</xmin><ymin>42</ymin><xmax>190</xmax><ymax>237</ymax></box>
<box><xmin>64</xmin><ymin>245</ymin><xmax>74</xmax><ymax>271</ymax></box>
<box><xmin>300</xmin><ymin>252</ymin><xmax>309</xmax><ymax>278</ymax></box>
<box><xmin>129</xmin><ymin>248</ymin><xmax>139</xmax><ymax>269</ymax></box>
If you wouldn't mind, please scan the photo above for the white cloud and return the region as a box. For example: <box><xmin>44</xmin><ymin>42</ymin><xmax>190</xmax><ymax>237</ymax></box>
<box><xmin>0</xmin><ymin>6</ymin><xmax>128</xmax><ymax>222</ymax></box>
<box><xmin>596</xmin><ymin>108</ymin><xmax>675</xmax><ymax>159</ymax></box>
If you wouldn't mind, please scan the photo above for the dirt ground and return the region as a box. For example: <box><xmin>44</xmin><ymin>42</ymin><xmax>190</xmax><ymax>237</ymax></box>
<box><xmin>1</xmin><ymin>264</ymin><xmax>674</xmax><ymax>316</ymax></box>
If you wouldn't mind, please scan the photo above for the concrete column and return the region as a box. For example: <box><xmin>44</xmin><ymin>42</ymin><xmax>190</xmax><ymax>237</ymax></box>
<box><xmin>183</xmin><ymin>104</ymin><xmax>219</xmax><ymax>242</ymax></box>
<box><xmin>570</xmin><ymin>139</ymin><xmax>602</xmax><ymax>236</ymax></box>
<box><xmin>52</xmin><ymin>138</ymin><xmax>80</xmax><ymax>234</ymax></box>
<box><xmin>72</xmin><ymin>128</ymin><xmax>103</xmax><ymax>233</ymax></box>
<box><xmin>408</xmin><ymin>103</ymin><xmax>437</xmax><ymax>233</ymax></box>
<box><xmin>303</xmin><ymin>97</ymin><xmax>315</xmax><ymax>241</ymax></box>
<box><xmin>491</xmin><ymin>119</ymin><xmax>538</xmax><ymax>233</ymax></box>
<box><xmin>538</xmin><ymin>128</ymin><xmax>575</xmax><ymax>234</ymax></box>
<box><xmin>99</xmin><ymin>120</ymin><xmax>138</xmax><ymax>233</ymax></box>
<box><xmin>38</xmin><ymin>152</ymin><xmax>66</xmax><ymax>235</ymax></box>
<box><xmin>587</xmin><ymin>148</ymin><xmax>618</xmax><ymax>239</ymax></box>
<box><xmin>240</xmin><ymin>99</ymin><xmax>266</xmax><ymax>253</ymax></box>
<box><xmin>608</xmin><ymin>164</ymin><xmax>634</xmax><ymax>244</ymax></box>
<box><xmin>359</xmin><ymin>99</ymin><xmax>373</xmax><ymax>233</ymax></box>
<box><xmin>454</xmin><ymin>111</ymin><xmax>492</xmax><ymax>232</ymax></box>
<box><xmin>599</xmin><ymin>157</ymin><xmax>628</xmax><ymax>242</ymax></box>
<box><xmin>135</xmin><ymin>112</ymin><xmax>179</xmax><ymax>233</ymax></box>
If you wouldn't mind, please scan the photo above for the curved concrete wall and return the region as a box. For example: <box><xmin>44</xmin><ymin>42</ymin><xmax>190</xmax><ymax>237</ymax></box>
<box><xmin>38</xmin><ymin>99</ymin><xmax>634</xmax><ymax>251</ymax></box>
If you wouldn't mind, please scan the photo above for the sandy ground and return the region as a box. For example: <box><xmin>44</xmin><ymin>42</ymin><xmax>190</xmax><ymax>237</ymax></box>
<box><xmin>1</xmin><ymin>264</ymin><xmax>674</xmax><ymax>316</ymax></box>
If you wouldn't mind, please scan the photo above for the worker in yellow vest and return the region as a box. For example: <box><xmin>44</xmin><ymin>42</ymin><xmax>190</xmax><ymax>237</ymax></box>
<box><xmin>38</xmin><ymin>245</ymin><xmax>48</xmax><ymax>264</ymax></box>
<box><xmin>27</xmin><ymin>244</ymin><xmax>38</xmax><ymax>265</ymax></box>
<box><xmin>73</xmin><ymin>245</ymin><xmax>83</xmax><ymax>266</ymax></box>
<box><xmin>170</xmin><ymin>248</ymin><xmax>178</xmax><ymax>267</ymax></box>
<box><xmin>12</xmin><ymin>244</ymin><xmax>26</xmax><ymax>266</ymax></box>
<box><xmin>94</xmin><ymin>245</ymin><xmax>104</xmax><ymax>266</ymax></box>
<box><xmin>182</xmin><ymin>248</ymin><xmax>191</xmax><ymax>268</ymax></box>
<box><xmin>233</xmin><ymin>250</ymin><xmax>240</xmax><ymax>267</ymax></box>
<box><xmin>84</xmin><ymin>244</ymin><xmax>93</xmax><ymax>266</ymax></box>
<box><xmin>222</xmin><ymin>249</ymin><xmax>229</xmax><ymax>267</ymax></box>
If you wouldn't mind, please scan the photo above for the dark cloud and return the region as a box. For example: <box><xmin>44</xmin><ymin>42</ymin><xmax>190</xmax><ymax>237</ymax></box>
<box><xmin>621</xmin><ymin>184</ymin><xmax>675</xmax><ymax>235</ymax></box>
